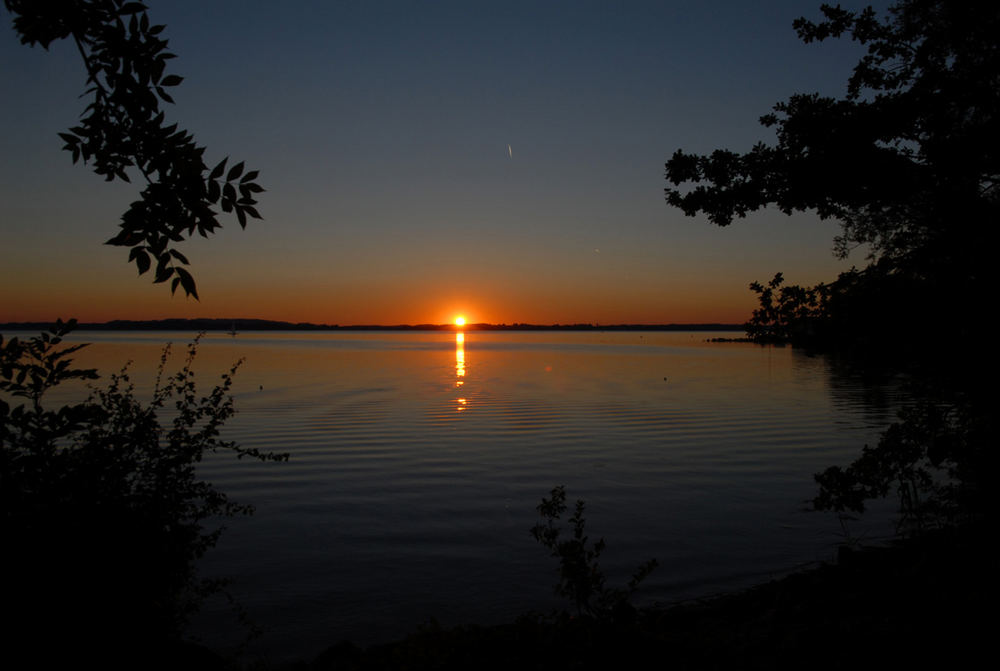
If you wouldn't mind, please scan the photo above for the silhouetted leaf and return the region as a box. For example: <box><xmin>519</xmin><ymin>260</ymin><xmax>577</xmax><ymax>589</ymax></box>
<box><xmin>154</xmin><ymin>265</ymin><xmax>174</xmax><ymax>284</ymax></box>
<box><xmin>155</xmin><ymin>86</ymin><xmax>174</xmax><ymax>103</ymax></box>
<box><xmin>133</xmin><ymin>249</ymin><xmax>151</xmax><ymax>275</ymax></box>
<box><xmin>175</xmin><ymin>267</ymin><xmax>198</xmax><ymax>299</ymax></box>
<box><xmin>209</xmin><ymin>158</ymin><xmax>227</xmax><ymax>180</ymax></box>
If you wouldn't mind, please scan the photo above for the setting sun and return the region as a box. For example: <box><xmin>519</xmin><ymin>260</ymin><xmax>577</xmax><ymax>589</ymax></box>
<box><xmin>454</xmin><ymin>316</ymin><xmax>466</xmax><ymax>327</ymax></box>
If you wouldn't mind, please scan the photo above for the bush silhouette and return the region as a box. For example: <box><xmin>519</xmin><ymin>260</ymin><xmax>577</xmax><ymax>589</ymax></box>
<box><xmin>531</xmin><ymin>485</ymin><xmax>657</xmax><ymax>621</ymax></box>
<box><xmin>1</xmin><ymin>321</ymin><xmax>286</xmax><ymax>661</ymax></box>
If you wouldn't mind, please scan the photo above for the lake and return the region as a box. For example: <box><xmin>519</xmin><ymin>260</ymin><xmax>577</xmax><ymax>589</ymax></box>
<box><xmin>53</xmin><ymin>330</ymin><xmax>900</xmax><ymax>660</ymax></box>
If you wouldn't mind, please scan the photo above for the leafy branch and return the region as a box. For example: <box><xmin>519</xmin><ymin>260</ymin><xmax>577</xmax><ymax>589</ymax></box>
<box><xmin>5</xmin><ymin>0</ymin><xmax>264</xmax><ymax>299</ymax></box>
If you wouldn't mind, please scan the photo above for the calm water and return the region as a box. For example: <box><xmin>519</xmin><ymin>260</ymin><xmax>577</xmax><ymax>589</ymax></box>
<box><xmin>54</xmin><ymin>330</ymin><xmax>899</xmax><ymax>659</ymax></box>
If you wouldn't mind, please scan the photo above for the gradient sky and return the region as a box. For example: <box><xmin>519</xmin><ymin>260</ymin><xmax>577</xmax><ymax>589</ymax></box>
<box><xmin>0</xmin><ymin>0</ymin><xmax>889</xmax><ymax>325</ymax></box>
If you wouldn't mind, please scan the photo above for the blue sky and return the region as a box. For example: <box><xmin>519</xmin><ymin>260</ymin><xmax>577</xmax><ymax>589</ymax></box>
<box><xmin>0</xmin><ymin>1</ymin><xmax>889</xmax><ymax>324</ymax></box>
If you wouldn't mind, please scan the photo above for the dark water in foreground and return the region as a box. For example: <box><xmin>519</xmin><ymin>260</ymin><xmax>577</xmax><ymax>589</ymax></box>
<box><xmin>60</xmin><ymin>330</ymin><xmax>899</xmax><ymax>660</ymax></box>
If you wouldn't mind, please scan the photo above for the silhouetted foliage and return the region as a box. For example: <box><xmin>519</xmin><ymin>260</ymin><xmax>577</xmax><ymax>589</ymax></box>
<box><xmin>743</xmin><ymin>265</ymin><xmax>941</xmax><ymax>358</ymax></box>
<box><xmin>1</xmin><ymin>321</ymin><xmax>287</xmax><ymax>660</ymax></box>
<box><xmin>667</xmin><ymin>0</ymin><xmax>998</xmax><ymax>349</ymax></box>
<box><xmin>744</xmin><ymin>272</ymin><xmax>831</xmax><ymax>345</ymax></box>
<box><xmin>667</xmin><ymin>0</ymin><xmax>996</xmax><ymax>535</ymax></box>
<box><xmin>666</xmin><ymin>0</ymin><xmax>998</xmax><ymax>263</ymax></box>
<box><xmin>531</xmin><ymin>486</ymin><xmax>657</xmax><ymax>621</ymax></box>
<box><xmin>4</xmin><ymin>0</ymin><xmax>264</xmax><ymax>299</ymax></box>
<box><xmin>2</xmin><ymin>4</ymin><xmax>278</xmax><ymax>663</ymax></box>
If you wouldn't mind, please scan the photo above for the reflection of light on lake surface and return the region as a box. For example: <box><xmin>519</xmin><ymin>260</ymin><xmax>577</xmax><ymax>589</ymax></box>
<box><xmin>456</xmin><ymin>332</ymin><xmax>467</xmax><ymax>410</ymax></box>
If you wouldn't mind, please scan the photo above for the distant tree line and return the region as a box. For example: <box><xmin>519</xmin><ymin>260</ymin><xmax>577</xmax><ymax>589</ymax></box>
<box><xmin>0</xmin><ymin>319</ymin><xmax>745</xmax><ymax>332</ymax></box>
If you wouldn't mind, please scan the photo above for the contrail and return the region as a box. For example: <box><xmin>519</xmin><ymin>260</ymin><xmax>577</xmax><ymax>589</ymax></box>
<box><xmin>507</xmin><ymin>143</ymin><xmax>512</xmax><ymax>158</ymax></box>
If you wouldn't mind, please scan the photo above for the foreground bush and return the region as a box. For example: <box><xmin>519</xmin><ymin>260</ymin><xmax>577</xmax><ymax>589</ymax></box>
<box><xmin>1</xmin><ymin>320</ymin><xmax>285</xmax><ymax>663</ymax></box>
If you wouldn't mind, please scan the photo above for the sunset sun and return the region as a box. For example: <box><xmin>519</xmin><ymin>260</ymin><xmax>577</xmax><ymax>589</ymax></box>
<box><xmin>454</xmin><ymin>316</ymin><xmax>466</xmax><ymax>327</ymax></box>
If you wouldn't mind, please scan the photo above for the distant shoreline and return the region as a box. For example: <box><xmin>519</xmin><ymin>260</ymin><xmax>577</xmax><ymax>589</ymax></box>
<box><xmin>1</xmin><ymin>319</ymin><xmax>744</xmax><ymax>332</ymax></box>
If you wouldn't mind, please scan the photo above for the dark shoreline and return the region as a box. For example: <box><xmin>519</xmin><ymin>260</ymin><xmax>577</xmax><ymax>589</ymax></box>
<box><xmin>259</xmin><ymin>524</ymin><xmax>985</xmax><ymax>670</ymax></box>
<box><xmin>0</xmin><ymin>319</ymin><xmax>743</xmax><ymax>333</ymax></box>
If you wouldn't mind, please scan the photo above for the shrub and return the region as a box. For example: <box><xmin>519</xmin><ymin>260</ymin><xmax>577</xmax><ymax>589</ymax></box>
<box><xmin>1</xmin><ymin>320</ymin><xmax>286</xmax><ymax>659</ymax></box>
<box><xmin>531</xmin><ymin>485</ymin><xmax>657</xmax><ymax>621</ymax></box>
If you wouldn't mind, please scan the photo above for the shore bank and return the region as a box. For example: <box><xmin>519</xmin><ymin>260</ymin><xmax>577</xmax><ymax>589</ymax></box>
<box><xmin>241</xmin><ymin>524</ymin><xmax>985</xmax><ymax>670</ymax></box>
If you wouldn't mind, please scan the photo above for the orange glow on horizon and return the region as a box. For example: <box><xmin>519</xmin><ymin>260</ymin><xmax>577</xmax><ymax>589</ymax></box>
<box><xmin>0</xmin><ymin>273</ymin><xmax>764</xmax><ymax>326</ymax></box>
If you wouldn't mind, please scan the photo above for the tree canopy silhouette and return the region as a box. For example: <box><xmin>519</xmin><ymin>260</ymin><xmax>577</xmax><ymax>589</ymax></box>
<box><xmin>5</xmin><ymin>0</ymin><xmax>264</xmax><ymax>299</ymax></box>
<box><xmin>665</xmin><ymin>0</ymin><xmax>998</xmax><ymax>350</ymax></box>
<box><xmin>665</xmin><ymin>0</ymin><xmax>995</xmax><ymax>531</ymax></box>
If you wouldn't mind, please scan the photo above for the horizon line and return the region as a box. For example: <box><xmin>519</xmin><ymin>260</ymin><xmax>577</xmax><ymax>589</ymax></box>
<box><xmin>1</xmin><ymin>317</ymin><xmax>746</xmax><ymax>332</ymax></box>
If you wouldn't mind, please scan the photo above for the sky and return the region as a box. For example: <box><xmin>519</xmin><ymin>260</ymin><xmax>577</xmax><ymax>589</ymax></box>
<box><xmin>0</xmin><ymin>0</ymin><xmax>889</xmax><ymax>326</ymax></box>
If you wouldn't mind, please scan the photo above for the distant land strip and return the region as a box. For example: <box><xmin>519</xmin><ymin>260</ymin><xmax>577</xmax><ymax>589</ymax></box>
<box><xmin>1</xmin><ymin>319</ymin><xmax>744</xmax><ymax>332</ymax></box>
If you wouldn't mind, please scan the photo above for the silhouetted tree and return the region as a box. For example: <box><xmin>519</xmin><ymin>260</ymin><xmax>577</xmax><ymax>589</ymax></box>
<box><xmin>5</xmin><ymin>0</ymin><xmax>264</xmax><ymax>298</ymax></box>
<box><xmin>666</xmin><ymin>0</ymin><xmax>998</xmax><ymax>349</ymax></box>
<box><xmin>665</xmin><ymin>1</ymin><xmax>996</xmax><ymax>530</ymax></box>
<box><xmin>743</xmin><ymin>272</ymin><xmax>831</xmax><ymax>345</ymax></box>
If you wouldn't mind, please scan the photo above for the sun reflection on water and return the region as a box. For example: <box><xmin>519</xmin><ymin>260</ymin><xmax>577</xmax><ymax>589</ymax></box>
<box><xmin>456</xmin><ymin>332</ymin><xmax>467</xmax><ymax>411</ymax></box>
